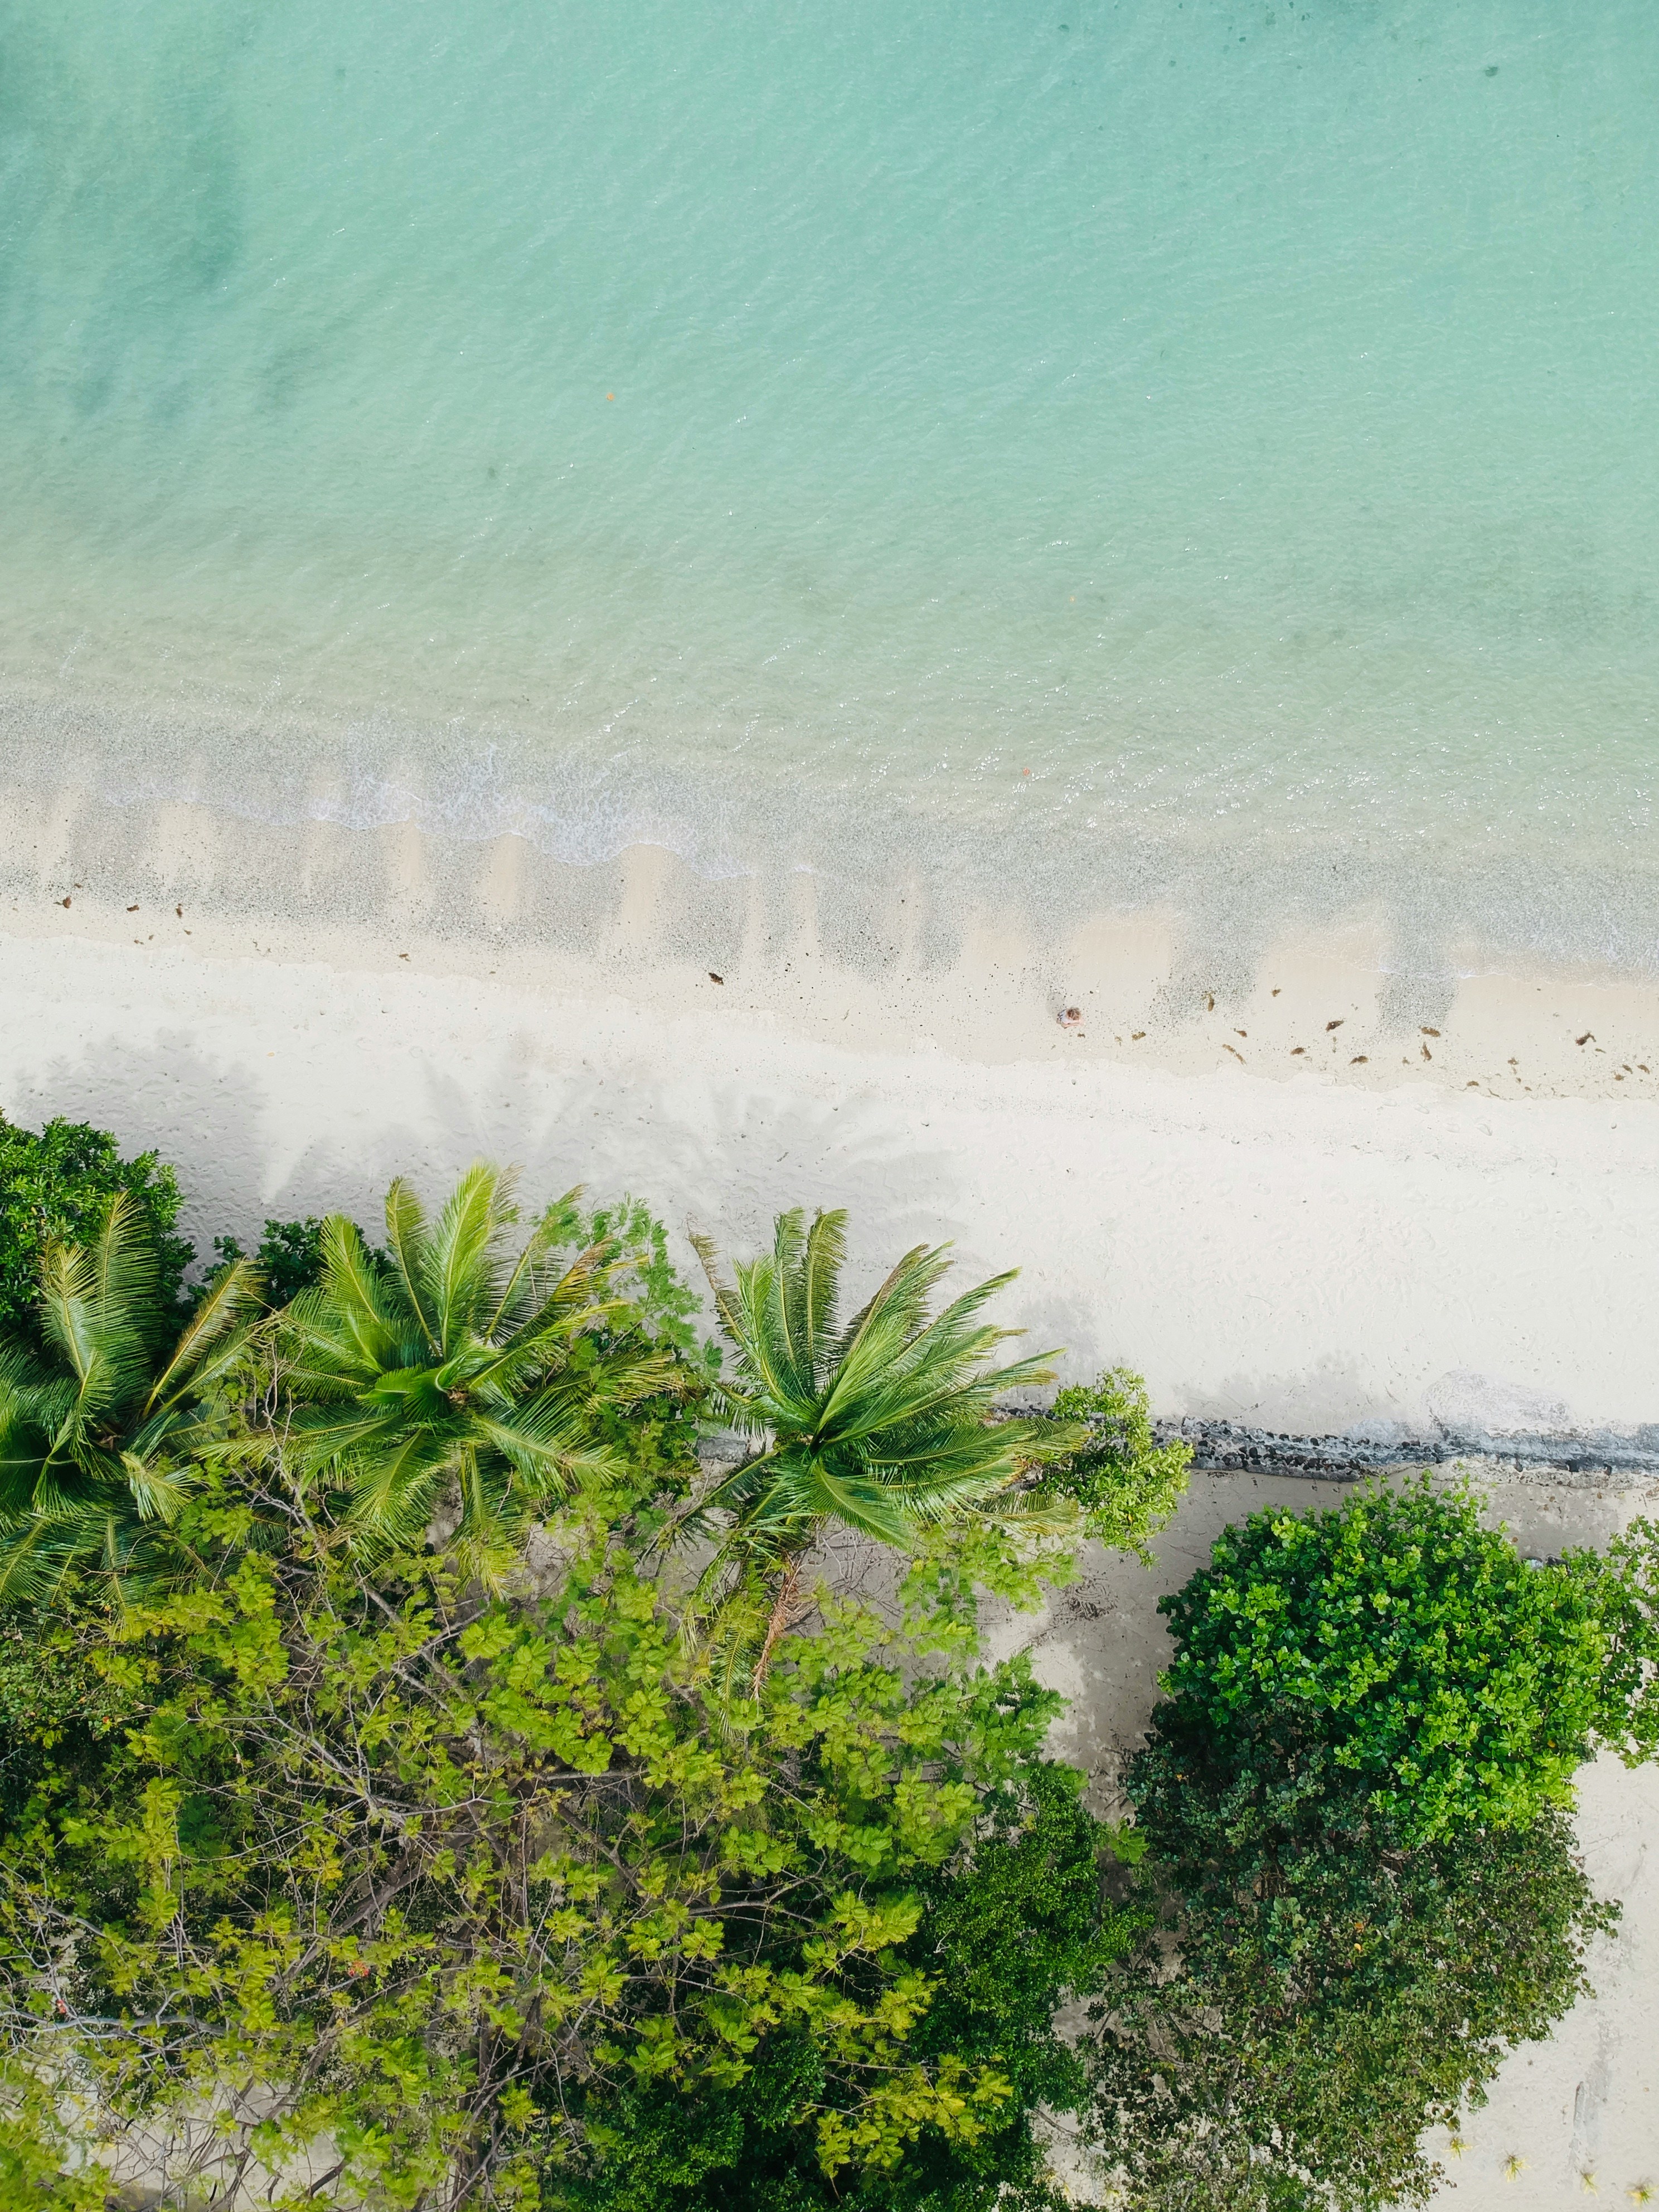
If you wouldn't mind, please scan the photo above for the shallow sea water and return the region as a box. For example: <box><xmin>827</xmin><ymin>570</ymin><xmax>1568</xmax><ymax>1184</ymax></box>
<box><xmin>1</xmin><ymin>0</ymin><xmax>1656</xmax><ymax>972</ymax></box>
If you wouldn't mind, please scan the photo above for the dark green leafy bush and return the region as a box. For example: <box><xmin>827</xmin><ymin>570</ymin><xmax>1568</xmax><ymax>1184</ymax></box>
<box><xmin>207</xmin><ymin>1214</ymin><xmax>328</xmax><ymax>1306</ymax></box>
<box><xmin>1091</xmin><ymin>1801</ymin><xmax>1614</xmax><ymax>2212</ymax></box>
<box><xmin>1085</xmin><ymin>1478</ymin><xmax>1653</xmax><ymax>2212</ymax></box>
<box><xmin>566</xmin><ymin>1762</ymin><xmax>1139</xmax><ymax>2212</ymax></box>
<box><xmin>0</xmin><ymin>1608</ymin><xmax>129</xmax><ymax>1836</ymax></box>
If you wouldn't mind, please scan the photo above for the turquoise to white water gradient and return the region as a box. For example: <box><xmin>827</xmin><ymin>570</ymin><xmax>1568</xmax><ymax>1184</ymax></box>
<box><xmin>2</xmin><ymin>0</ymin><xmax>1657</xmax><ymax>966</ymax></box>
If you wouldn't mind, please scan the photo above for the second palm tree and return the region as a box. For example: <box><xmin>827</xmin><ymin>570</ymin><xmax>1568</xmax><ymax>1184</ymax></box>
<box><xmin>687</xmin><ymin>1207</ymin><xmax>1074</xmax><ymax>1681</ymax></box>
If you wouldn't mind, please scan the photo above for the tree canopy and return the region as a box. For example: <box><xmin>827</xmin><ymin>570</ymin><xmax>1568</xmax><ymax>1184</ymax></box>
<box><xmin>1149</xmin><ymin>1476</ymin><xmax>1629</xmax><ymax>1843</ymax></box>
<box><xmin>0</xmin><ymin>1467</ymin><xmax>1131</xmax><ymax>2211</ymax></box>
<box><xmin>1085</xmin><ymin>1481</ymin><xmax>1659</xmax><ymax>2211</ymax></box>
<box><xmin>278</xmin><ymin>1168</ymin><xmax>686</xmax><ymax>1582</ymax></box>
<box><xmin>687</xmin><ymin>1209</ymin><xmax>1076</xmax><ymax>1678</ymax></box>
<box><xmin>0</xmin><ymin>1131</ymin><xmax>1653</xmax><ymax>2211</ymax></box>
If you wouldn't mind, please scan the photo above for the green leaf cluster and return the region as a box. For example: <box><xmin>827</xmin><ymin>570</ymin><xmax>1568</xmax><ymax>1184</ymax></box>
<box><xmin>5</xmin><ymin>1129</ymin><xmax>1651</xmax><ymax>2212</ymax></box>
<box><xmin>0</xmin><ymin>1494</ymin><xmax>1112</xmax><ymax>2210</ymax></box>
<box><xmin>1034</xmin><ymin>1365</ymin><xmax>1190</xmax><ymax>1557</ymax></box>
<box><xmin>206</xmin><ymin>1214</ymin><xmax>332</xmax><ymax>1307</ymax></box>
<box><xmin>0</xmin><ymin>1193</ymin><xmax>264</xmax><ymax>1609</ymax></box>
<box><xmin>276</xmin><ymin>1165</ymin><xmax>687</xmax><ymax>1579</ymax></box>
<box><xmin>566</xmin><ymin>1760</ymin><xmax>1139</xmax><ymax>2211</ymax></box>
<box><xmin>692</xmin><ymin>1208</ymin><xmax>1071</xmax><ymax>1568</ymax></box>
<box><xmin>1090</xmin><ymin>1801</ymin><xmax>1615</xmax><ymax>2212</ymax></box>
<box><xmin>0</xmin><ymin>1603</ymin><xmax>127</xmax><ymax>1832</ymax></box>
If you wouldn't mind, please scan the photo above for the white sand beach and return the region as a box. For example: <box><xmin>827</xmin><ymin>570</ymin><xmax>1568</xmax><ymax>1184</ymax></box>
<box><xmin>1</xmin><ymin>803</ymin><xmax>1656</xmax><ymax>2203</ymax></box>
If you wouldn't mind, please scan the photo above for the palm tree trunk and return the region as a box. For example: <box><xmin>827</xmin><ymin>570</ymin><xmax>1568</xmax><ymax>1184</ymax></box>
<box><xmin>751</xmin><ymin>1557</ymin><xmax>803</xmax><ymax>1691</ymax></box>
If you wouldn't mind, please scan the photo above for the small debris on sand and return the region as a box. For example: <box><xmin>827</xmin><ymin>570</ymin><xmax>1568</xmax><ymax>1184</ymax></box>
<box><xmin>709</xmin><ymin>972</ymin><xmax>725</xmax><ymax>984</ymax></box>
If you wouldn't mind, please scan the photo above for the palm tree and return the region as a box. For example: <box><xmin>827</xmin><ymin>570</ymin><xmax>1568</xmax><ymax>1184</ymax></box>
<box><xmin>0</xmin><ymin>1194</ymin><xmax>263</xmax><ymax>1609</ymax></box>
<box><xmin>278</xmin><ymin>1165</ymin><xmax>682</xmax><ymax>1578</ymax></box>
<box><xmin>686</xmin><ymin>1208</ymin><xmax>1074</xmax><ymax>1680</ymax></box>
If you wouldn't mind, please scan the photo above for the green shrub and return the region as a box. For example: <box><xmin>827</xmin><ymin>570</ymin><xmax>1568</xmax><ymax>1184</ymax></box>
<box><xmin>1152</xmin><ymin>1476</ymin><xmax>1611</xmax><ymax>1843</ymax></box>
<box><xmin>1032</xmin><ymin>1367</ymin><xmax>1189</xmax><ymax>1557</ymax></box>
<box><xmin>1572</xmin><ymin>1512</ymin><xmax>1659</xmax><ymax>1764</ymax></box>
<box><xmin>0</xmin><ymin>1608</ymin><xmax>129</xmax><ymax>1836</ymax></box>
<box><xmin>0</xmin><ymin>1115</ymin><xmax>191</xmax><ymax>1345</ymax></box>
<box><xmin>0</xmin><ymin>1462</ymin><xmax>1116</xmax><ymax>2210</ymax></box>
<box><xmin>206</xmin><ymin>1214</ymin><xmax>328</xmax><ymax>1306</ymax></box>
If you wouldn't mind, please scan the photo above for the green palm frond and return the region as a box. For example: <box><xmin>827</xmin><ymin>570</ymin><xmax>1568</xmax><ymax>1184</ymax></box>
<box><xmin>0</xmin><ymin>1197</ymin><xmax>262</xmax><ymax>1609</ymax></box>
<box><xmin>83</xmin><ymin>1190</ymin><xmax>161</xmax><ymax>1338</ymax></box>
<box><xmin>383</xmin><ymin>1177</ymin><xmax>442</xmax><ymax>1352</ymax></box>
<box><xmin>38</xmin><ymin>1233</ymin><xmax>152</xmax><ymax>1413</ymax></box>
<box><xmin>689</xmin><ymin>1230</ymin><xmax>750</xmax><ymax>1363</ymax></box>
<box><xmin>145</xmin><ymin>1254</ymin><xmax>263</xmax><ymax>1419</ymax></box>
<box><xmin>484</xmin><ymin>1186</ymin><xmax>580</xmax><ymax>1338</ymax></box>
<box><xmin>423</xmin><ymin>1162</ymin><xmax>516</xmax><ymax>1345</ymax></box>
<box><xmin>343</xmin><ymin>1428</ymin><xmax>451</xmax><ymax>1553</ymax></box>
<box><xmin>316</xmin><ymin>1217</ymin><xmax>401</xmax><ymax>1365</ymax></box>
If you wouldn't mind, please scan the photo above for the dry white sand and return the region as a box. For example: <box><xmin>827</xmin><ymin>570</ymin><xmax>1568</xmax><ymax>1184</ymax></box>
<box><xmin>2</xmin><ymin>879</ymin><xmax>1658</xmax><ymax>1441</ymax></box>
<box><xmin>1</xmin><ymin>824</ymin><xmax>1657</xmax><ymax>2203</ymax></box>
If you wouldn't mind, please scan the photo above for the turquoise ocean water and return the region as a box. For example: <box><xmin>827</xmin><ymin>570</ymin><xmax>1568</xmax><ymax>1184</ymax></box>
<box><xmin>2</xmin><ymin>0</ymin><xmax>1657</xmax><ymax>971</ymax></box>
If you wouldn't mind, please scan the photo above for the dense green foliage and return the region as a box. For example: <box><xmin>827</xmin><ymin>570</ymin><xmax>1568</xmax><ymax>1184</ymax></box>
<box><xmin>0</xmin><ymin>1115</ymin><xmax>191</xmax><ymax>1347</ymax></box>
<box><xmin>0</xmin><ymin>1126</ymin><xmax>1653</xmax><ymax>2210</ymax></box>
<box><xmin>1576</xmin><ymin>1512</ymin><xmax>1659</xmax><ymax>1765</ymax></box>
<box><xmin>210</xmin><ymin>1214</ymin><xmax>330</xmax><ymax>1306</ymax></box>
<box><xmin>0</xmin><ymin>1606</ymin><xmax>124</xmax><ymax>1833</ymax></box>
<box><xmin>0</xmin><ymin>1195</ymin><xmax>263</xmax><ymax>1608</ymax></box>
<box><xmin>1090</xmin><ymin>1802</ymin><xmax>1614</xmax><ymax>2211</ymax></box>
<box><xmin>1152</xmin><ymin>1478</ymin><xmax>1624</xmax><ymax>1843</ymax></box>
<box><xmin>0</xmin><ymin>1473</ymin><xmax>1122</xmax><ymax>2210</ymax></box>
<box><xmin>569</xmin><ymin>1762</ymin><xmax>1135</xmax><ymax>2212</ymax></box>
<box><xmin>1085</xmin><ymin>1482</ymin><xmax>1659</xmax><ymax>2211</ymax></box>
